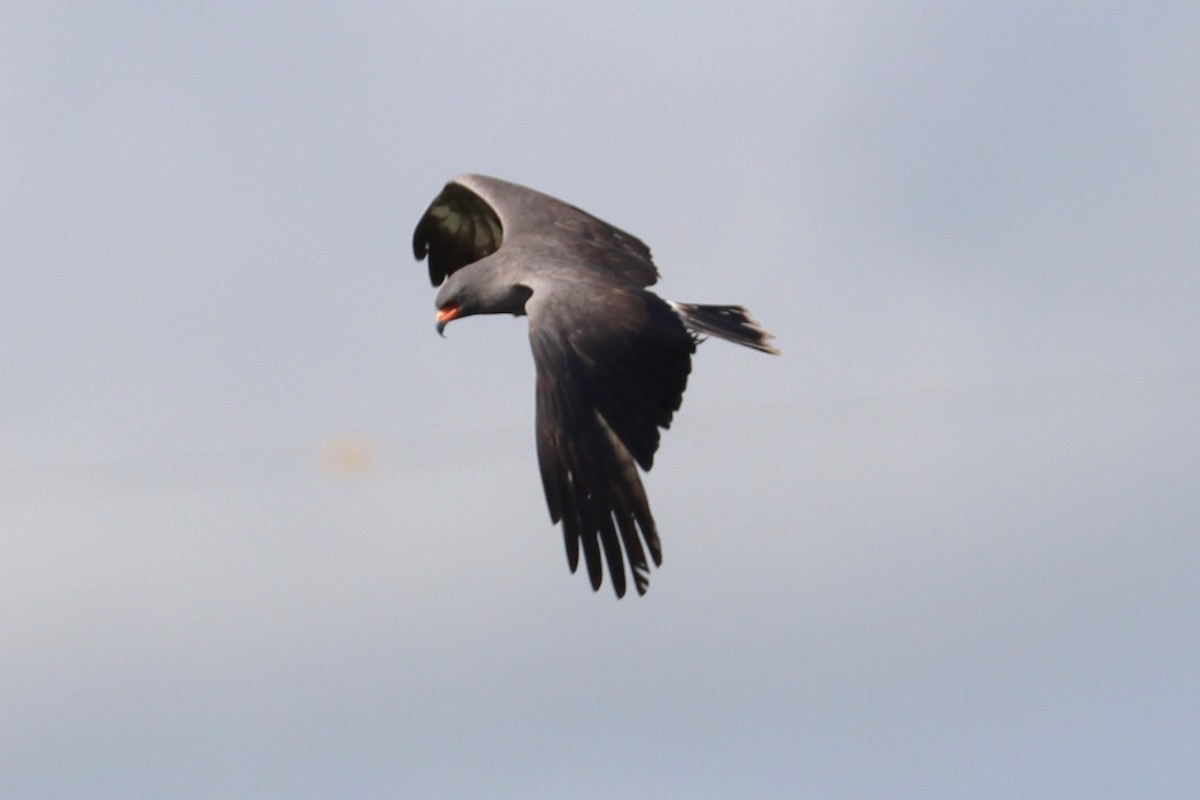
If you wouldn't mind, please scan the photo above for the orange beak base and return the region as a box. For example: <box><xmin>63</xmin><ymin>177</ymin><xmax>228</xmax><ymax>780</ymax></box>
<box><xmin>435</xmin><ymin>303</ymin><xmax>459</xmax><ymax>336</ymax></box>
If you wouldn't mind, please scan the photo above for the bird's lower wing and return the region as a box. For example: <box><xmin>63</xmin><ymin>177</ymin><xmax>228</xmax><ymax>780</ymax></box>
<box><xmin>528</xmin><ymin>286</ymin><xmax>695</xmax><ymax>597</ymax></box>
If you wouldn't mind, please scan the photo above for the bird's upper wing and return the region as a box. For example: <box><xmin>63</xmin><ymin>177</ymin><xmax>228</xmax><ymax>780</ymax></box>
<box><xmin>527</xmin><ymin>279</ymin><xmax>695</xmax><ymax>597</ymax></box>
<box><xmin>412</xmin><ymin>180</ymin><xmax>504</xmax><ymax>286</ymax></box>
<box><xmin>413</xmin><ymin>174</ymin><xmax>661</xmax><ymax>288</ymax></box>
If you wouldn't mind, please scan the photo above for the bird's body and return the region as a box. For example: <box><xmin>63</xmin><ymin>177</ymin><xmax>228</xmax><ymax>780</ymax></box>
<box><xmin>413</xmin><ymin>174</ymin><xmax>776</xmax><ymax>597</ymax></box>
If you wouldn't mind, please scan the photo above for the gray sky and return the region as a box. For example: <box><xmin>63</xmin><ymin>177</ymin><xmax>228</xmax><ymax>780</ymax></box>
<box><xmin>3</xmin><ymin>3</ymin><xmax>1198</xmax><ymax>798</ymax></box>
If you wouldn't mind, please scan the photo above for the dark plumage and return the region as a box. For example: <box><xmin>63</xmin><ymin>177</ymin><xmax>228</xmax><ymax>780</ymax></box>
<box><xmin>413</xmin><ymin>174</ymin><xmax>777</xmax><ymax>597</ymax></box>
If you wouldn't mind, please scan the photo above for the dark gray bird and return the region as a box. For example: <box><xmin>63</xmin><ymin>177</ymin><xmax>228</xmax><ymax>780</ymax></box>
<box><xmin>413</xmin><ymin>174</ymin><xmax>777</xmax><ymax>597</ymax></box>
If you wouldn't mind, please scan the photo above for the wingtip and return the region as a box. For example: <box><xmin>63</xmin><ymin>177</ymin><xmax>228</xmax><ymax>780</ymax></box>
<box><xmin>633</xmin><ymin>567</ymin><xmax>650</xmax><ymax>597</ymax></box>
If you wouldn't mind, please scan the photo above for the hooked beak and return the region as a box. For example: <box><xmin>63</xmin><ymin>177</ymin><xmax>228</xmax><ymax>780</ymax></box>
<box><xmin>435</xmin><ymin>304</ymin><xmax>459</xmax><ymax>337</ymax></box>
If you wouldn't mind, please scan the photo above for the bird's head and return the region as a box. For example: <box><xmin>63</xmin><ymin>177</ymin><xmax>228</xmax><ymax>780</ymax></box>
<box><xmin>433</xmin><ymin>266</ymin><xmax>533</xmax><ymax>336</ymax></box>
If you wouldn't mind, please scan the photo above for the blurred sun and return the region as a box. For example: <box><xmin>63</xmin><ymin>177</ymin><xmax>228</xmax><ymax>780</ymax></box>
<box><xmin>318</xmin><ymin>437</ymin><xmax>378</xmax><ymax>480</ymax></box>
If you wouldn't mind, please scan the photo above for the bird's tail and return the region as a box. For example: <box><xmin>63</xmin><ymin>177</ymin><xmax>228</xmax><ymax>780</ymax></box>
<box><xmin>670</xmin><ymin>302</ymin><xmax>779</xmax><ymax>354</ymax></box>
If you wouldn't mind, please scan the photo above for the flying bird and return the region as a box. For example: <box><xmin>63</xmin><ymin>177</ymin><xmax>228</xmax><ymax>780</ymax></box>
<box><xmin>413</xmin><ymin>174</ymin><xmax>777</xmax><ymax>597</ymax></box>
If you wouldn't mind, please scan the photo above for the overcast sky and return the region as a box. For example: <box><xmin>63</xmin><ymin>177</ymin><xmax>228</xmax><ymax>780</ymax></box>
<box><xmin>3</xmin><ymin>3</ymin><xmax>1198</xmax><ymax>798</ymax></box>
